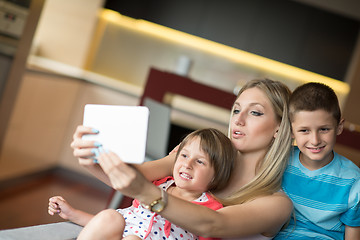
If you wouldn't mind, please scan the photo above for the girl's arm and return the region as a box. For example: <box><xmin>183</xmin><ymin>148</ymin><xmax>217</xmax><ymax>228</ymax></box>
<box><xmin>345</xmin><ymin>226</ymin><xmax>360</xmax><ymax>240</ymax></box>
<box><xmin>97</xmin><ymin>151</ymin><xmax>293</xmax><ymax>238</ymax></box>
<box><xmin>48</xmin><ymin>196</ymin><xmax>94</xmax><ymax>227</ymax></box>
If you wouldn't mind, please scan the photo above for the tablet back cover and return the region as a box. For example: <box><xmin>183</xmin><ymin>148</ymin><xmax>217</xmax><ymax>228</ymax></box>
<box><xmin>82</xmin><ymin>104</ymin><xmax>149</xmax><ymax>164</ymax></box>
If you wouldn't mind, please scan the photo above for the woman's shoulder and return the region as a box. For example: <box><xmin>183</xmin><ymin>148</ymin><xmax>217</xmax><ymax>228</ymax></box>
<box><xmin>272</xmin><ymin>190</ymin><xmax>292</xmax><ymax>204</ymax></box>
<box><xmin>224</xmin><ymin>191</ymin><xmax>293</xmax><ymax>220</ymax></box>
<box><xmin>249</xmin><ymin>191</ymin><xmax>293</xmax><ymax>218</ymax></box>
<box><xmin>220</xmin><ymin>192</ymin><xmax>292</xmax><ymax>238</ymax></box>
<box><xmin>254</xmin><ymin>191</ymin><xmax>291</xmax><ymax>205</ymax></box>
<box><xmin>251</xmin><ymin>192</ymin><xmax>293</xmax><ymax>236</ymax></box>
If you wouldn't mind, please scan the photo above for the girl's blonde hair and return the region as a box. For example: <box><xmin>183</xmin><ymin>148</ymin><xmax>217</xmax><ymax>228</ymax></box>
<box><xmin>223</xmin><ymin>79</ymin><xmax>292</xmax><ymax>205</ymax></box>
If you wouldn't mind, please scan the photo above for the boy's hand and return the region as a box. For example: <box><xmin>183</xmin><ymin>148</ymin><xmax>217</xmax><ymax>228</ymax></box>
<box><xmin>48</xmin><ymin>196</ymin><xmax>75</xmax><ymax>221</ymax></box>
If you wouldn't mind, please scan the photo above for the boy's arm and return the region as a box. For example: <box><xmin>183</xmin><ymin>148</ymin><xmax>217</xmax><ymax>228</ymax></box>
<box><xmin>343</xmin><ymin>178</ymin><xmax>360</xmax><ymax>240</ymax></box>
<box><xmin>345</xmin><ymin>226</ymin><xmax>360</xmax><ymax>240</ymax></box>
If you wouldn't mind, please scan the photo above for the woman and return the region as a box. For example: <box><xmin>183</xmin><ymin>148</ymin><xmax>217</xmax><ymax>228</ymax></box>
<box><xmin>71</xmin><ymin>79</ymin><xmax>294</xmax><ymax>239</ymax></box>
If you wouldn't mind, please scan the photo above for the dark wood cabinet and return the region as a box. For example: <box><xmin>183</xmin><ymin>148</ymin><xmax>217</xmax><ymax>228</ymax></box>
<box><xmin>105</xmin><ymin>0</ymin><xmax>359</xmax><ymax>81</ymax></box>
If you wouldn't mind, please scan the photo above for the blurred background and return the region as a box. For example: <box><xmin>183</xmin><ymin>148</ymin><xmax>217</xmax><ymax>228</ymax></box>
<box><xmin>0</xmin><ymin>0</ymin><xmax>359</xmax><ymax>230</ymax></box>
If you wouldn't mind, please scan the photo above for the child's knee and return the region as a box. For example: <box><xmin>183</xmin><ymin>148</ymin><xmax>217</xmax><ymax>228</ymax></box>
<box><xmin>123</xmin><ymin>235</ymin><xmax>142</xmax><ymax>240</ymax></box>
<box><xmin>78</xmin><ymin>209</ymin><xmax>125</xmax><ymax>240</ymax></box>
<box><xmin>96</xmin><ymin>209</ymin><xmax>125</xmax><ymax>226</ymax></box>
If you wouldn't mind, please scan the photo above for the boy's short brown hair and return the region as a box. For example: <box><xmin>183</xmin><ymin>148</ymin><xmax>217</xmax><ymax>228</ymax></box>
<box><xmin>289</xmin><ymin>82</ymin><xmax>341</xmax><ymax>124</ymax></box>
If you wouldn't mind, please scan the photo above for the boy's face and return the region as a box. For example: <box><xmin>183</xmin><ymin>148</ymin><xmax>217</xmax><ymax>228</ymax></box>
<box><xmin>291</xmin><ymin>109</ymin><xmax>343</xmax><ymax>170</ymax></box>
<box><xmin>173</xmin><ymin>136</ymin><xmax>215</xmax><ymax>193</ymax></box>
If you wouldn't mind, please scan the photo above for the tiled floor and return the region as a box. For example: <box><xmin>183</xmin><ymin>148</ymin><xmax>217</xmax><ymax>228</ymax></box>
<box><xmin>0</xmin><ymin>168</ymin><xmax>112</xmax><ymax>230</ymax></box>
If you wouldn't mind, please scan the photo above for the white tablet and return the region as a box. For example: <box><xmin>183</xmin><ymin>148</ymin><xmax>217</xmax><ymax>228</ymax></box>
<box><xmin>82</xmin><ymin>104</ymin><xmax>149</xmax><ymax>164</ymax></box>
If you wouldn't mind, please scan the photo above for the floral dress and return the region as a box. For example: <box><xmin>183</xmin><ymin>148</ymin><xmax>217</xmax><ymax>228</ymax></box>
<box><xmin>116</xmin><ymin>176</ymin><xmax>223</xmax><ymax>240</ymax></box>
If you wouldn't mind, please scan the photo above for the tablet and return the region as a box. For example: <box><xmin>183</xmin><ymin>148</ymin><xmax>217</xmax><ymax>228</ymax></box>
<box><xmin>82</xmin><ymin>104</ymin><xmax>149</xmax><ymax>164</ymax></box>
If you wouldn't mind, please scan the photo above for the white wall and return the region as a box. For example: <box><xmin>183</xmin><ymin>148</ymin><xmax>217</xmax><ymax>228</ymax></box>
<box><xmin>32</xmin><ymin>0</ymin><xmax>104</xmax><ymax>68</ymax></box>
<box><xmin>0</xmin><ymin>70</ymin><xmax>139</xmax><ymax>181</ymax></box>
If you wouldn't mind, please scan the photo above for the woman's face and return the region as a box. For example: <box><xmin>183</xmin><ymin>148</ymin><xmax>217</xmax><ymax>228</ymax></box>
<box><xmin>230</xmin><ymin>87</ymin><xmax>280</xmax><ymax>154</ymax></box>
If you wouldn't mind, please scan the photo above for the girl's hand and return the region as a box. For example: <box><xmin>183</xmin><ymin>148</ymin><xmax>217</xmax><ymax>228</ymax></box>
<box><xmin>48</xmin><ymin>196</ymin><xmax>75</xmax><ymax>220</ymax></box>
<box><xmin>70</xmin><ymin>125</ymin><xmax>101</xmax><ymax>166</ymax></box>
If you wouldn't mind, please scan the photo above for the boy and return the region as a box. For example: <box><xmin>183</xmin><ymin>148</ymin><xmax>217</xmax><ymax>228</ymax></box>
<box><xmin>275</xmin><ymin>82</ymin><xmax>360</xmax><ymax>240</ymax></box>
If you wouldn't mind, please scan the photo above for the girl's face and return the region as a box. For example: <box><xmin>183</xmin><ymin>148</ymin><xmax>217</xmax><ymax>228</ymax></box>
<box><xmin>173</xmin><ymin>137</ymin><xmax>215</xmax><ymax>193</ymax></box>
<box><xmin>230</xmin><ymin>87</ymin><xmax>280</xmax><ymax>155</ymax></box>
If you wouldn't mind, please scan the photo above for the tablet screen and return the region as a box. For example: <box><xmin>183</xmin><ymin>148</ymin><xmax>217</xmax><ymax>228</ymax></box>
<box><xmin>82</xmin><ymin>104</ymin><xmax>149</xmax><ymax>164</ymax></box>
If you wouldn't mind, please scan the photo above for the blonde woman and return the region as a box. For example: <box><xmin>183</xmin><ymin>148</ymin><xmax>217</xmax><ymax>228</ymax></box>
<box><xmin>71</xmin><ymin>79</ymin><xmax>294</xmax><ymax>239</ymax></box>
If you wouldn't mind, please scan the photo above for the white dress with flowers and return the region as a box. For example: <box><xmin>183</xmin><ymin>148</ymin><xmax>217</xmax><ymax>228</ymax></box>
<box><xmin>116</xmin><ymin>176</ymin><xmax>223</xmax><ymax>240</ymax></box>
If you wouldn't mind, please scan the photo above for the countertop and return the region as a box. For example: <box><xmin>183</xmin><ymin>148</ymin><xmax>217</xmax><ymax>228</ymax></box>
<box><xmin>26</xmin><ymin>55</ymin><xmax>231</xmax><ymax>132</ymax></box>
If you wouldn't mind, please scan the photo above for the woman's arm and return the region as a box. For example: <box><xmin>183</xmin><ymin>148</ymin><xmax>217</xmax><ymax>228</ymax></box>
<box><xmin>143</xmin><ymin>188</ymin><xmax>292</xmax><ymax>238</ymax></box>
<box><xmin>134</xmin><ymin>153</ymin><xmax>175</xmax><ymax>181</ymax></box>
<box><xmin>71</xmin><ymin>125</ymin><xmax>175</xmax><ymax>186</ymax></box>
<box><xmin>70</xmin><ymin>125</ymin><xmax>112</xmax><ymax>186</ymax></box>
<box><xmin>97</xmin><ymin>151</ymin><xmax>293</xmax><ymax>238</ymax></box>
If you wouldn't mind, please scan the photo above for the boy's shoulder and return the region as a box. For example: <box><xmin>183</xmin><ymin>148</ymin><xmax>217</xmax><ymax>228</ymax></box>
<box><xmin>289</xmin><ymin>146</ymin><xmax>360</xmax><ymax>178</ymax></box>
<box><xmin>333</xmin><ymin>151</ymin><xmax>360</xmax><ymax>177</ymax></box>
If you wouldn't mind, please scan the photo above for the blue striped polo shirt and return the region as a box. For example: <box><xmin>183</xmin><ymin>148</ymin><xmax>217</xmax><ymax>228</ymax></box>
<box><xmin>275</xmin><ymin>146</ymin><xmax>360</xmax><ymax>240</ymax></box>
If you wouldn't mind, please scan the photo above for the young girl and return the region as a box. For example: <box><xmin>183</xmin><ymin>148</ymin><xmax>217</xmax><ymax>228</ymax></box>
<box><xmin>71</xmin><ymin>78</ymin><xmax>294</xmax><ymax>239</ymax></box>
<box><xmin>49</xmin><ymin>128</ymin><xmax>237</xmax><ymax>240</ymax></box>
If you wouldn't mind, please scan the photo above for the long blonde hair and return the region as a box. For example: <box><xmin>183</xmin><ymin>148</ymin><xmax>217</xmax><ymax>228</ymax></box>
<box><xmin>223</xmin><ymin>79</ymin><xmax>292</xmax><ymax>205</ymax></box>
